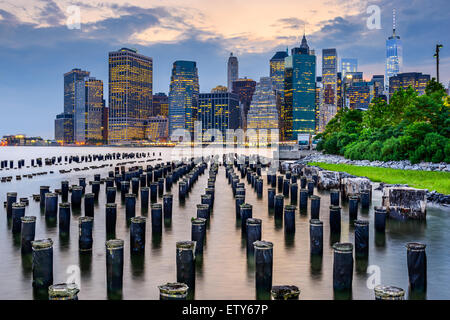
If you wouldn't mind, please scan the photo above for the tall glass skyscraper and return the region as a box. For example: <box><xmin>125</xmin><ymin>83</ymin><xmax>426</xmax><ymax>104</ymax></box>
<box><xmin>64</xmin><ymin>68</ymin><xmax>90</xmax><ymax>115</ymax></box>
<box><xmin>270</xmin><ymin>50</ymin><xmax>289</xmax><ymax>95</ymax></box>
<box><xmin>282</xmin><ymin>58</ymin><xmax>293</xmax><ymax>140</ymax></box>
<box><xmin>386</xmin><ymin>9</ymin><xmax>403</xmax><ymax>88</ymax></box>
<box><xmin>341</xmin><ymin>58</ymin><xmax>358</xmax><ymax>78</ymax></box>
<box><xmin>291</xmin><ymin>36</ymin><xmax>316</xmax><ymax>139</ymax></box>
<box><xmin>322</xmin><ymin>48</ymin><xmax>338</xmax><ymax>106</ymax></box>
<box><xmin>108</xmin><ymin>48</ymin><xmax>153</xmax><ymax>144</ymax></box>
<box><xmin>152</xmin><ymin>93</ymin><xmax>169</xmax><ymax>117</ymax></box>
<box><xmin>227</xmin><ymin>53</ymin><xmax>238</xmax><ymax>92</ymax></box>
<box><xmin>198</xmin><ymin>92</ymin><xmax>240</xmax><ymax>140</ymax></box>
<box><xmin>231</xmin><ymin>78</ymin><xmax>256</xmax><ymax>129</ymax></box>
<box><xmin>168</xmin><ymin>60</ymin><xmax>199</xmax><ymax>136</ymax></box>
<box><xmin>74</xmin><ymin>77</ymin><xmax>104</xmax><ymax>144</ymax></box>
<box><xmin>247</xmin><ymin>77</ymin><xmax>279</xmax><ymax>132</ymax></box>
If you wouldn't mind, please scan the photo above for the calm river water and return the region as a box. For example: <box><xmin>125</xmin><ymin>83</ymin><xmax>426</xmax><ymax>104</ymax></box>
<box><xmin>0</xmin><ymin>146</ymin><xmax>449</xmax><ymax>299</ymax></box>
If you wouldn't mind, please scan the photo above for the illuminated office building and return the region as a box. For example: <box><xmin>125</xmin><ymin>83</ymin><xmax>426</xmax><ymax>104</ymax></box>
<box><xmin>317</xmin><ymin>76</ymin><xmax>338</xmax><ymax>133</ymax></box>
<box><xmin>281</xmin><ymin>60</ymin><xmax>293</xmax><ymax>141</ymax></box>
<box><xmin>108</xmin><ymin>48</ymin><xmax>153</xmax><ymax>144</ymax></box>
<box><xmin>371</xmin><ymin>75</ymin><xmax>386</xmax><ymax>100</ymax></box>
<box><xmin>168</xmin><ymin>60</ymin><xmax>199</xmax><ymax>137</ymax></box>
<box><xmin>347</xmin><ymin>81</ymin><xmax>374</xmax><ymax>110</ymax></box>
<box><xmin>211</xmin><ymin>85</ymin><xmax>228</xmax><ymax>93</ymax></box>
<box><xmin>64</xmin><ymin>68</ymin><xmax>90</xmax><ymax>115</ymax></box>
<box><xmin>389</xmin><ymin>72</ymin><xmax>430</xmax><ymax>98</ymax></box>
<box><xmin>290</xmin><ymin>35</ymin><xmax>316</xmax><ymax>139</ymax></box>
<box><xmin>152</xmin><ymin>93</ymin><xmax>169</xmax><ymax>117</ymax></box>
<box><xmin>145</xmin><ymin>116</ymin><xmax>168</xmax><ymax>141</ymax></box>
<box><xmin>232</xmin><ymin>78</ymin><xmax>256</xmax><ymax>129</ymax></box>
<box><xmin>344</xmin><ymin>72</ymin><xmax>363</xmax><ymax>85</ymax></box>
<box><xmin>386</xmin><ymin>9</ymin><xmax>403</xmax><ymax>88</ymax></box>
<box><xmin>74</xmin><ymin>77</ymin><xmax>104</xmax><ymax>144</ymax></box>
<box><xmin>54</xmin><ymin>113</ymin><xmax>74</xmax><ymax>144</ymax></box>
<box><xmin>246</xmin><ymin>77</ymin><xmax>279</xmax><ymax>132</ymax></box>
<box><xmin>198</xmin><ymin>92</ymin><xmax>240</xmax><ymax>140</ymax></box>
<box><xmin>315</xmin><ymin>77</ymin><xmax>323</xmax><ymax>132</ymax></box>
<box><xmin>227</xmin><ymin>53</ymin><xmax>239</xmax><ymax>92</ymax></box>
<box><xmin>270</xmin><ymin>50</ymin><xmax>289</xmax><ymax>96</ymax></box>
<box><xmin>341</xmin><ymin>58</ymin><xmax>358</xmax><ymax>78</ymax></box>
<box><xmin>102</xmin><ymin>106</ymin><xmax>108</xmax><ymax>142</ymax></box>
<box><xmin>322</xmin><ymin>48</ymin><xmax>338</xmax><ymax>106</ymax></box>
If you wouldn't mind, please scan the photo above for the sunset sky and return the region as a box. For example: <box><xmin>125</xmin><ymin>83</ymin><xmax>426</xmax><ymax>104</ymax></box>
<box><xmin>0</xmin><ymin>0</ymin><xmax>449</xmax><ymax>138</ymax></box>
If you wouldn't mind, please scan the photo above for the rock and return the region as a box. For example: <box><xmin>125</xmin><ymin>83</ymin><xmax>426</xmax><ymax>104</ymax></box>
<box><xmin>302</xmin><ymin>166</ymin><xmax>319</xmax><ymax>179</ymax></box>
<box><xmin>340</xmin><ymin>177</ymin><xmax>372</xmax><ymax>199</ymax></box>
<box><xmin>382</xmin><ymin>187</ymin><xmax>427</xmax><ymax>220</ymax></box>
<box><xmin>317</xmin><ymin>171</ymin><xmax>340</xmax><ymax>190</ymax></box>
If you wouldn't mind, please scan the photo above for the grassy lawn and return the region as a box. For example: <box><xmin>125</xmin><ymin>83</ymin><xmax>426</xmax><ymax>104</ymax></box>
<box><xmin>309</xmin><ymin>162</ymin><xmax>450</xmax><ymax>195</ymax></box>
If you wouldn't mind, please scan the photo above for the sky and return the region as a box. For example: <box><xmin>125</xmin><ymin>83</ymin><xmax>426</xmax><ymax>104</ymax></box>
<box><xmin>0</xmin><ymin>0</ymin><xmax>449</xmax><ymax>139</ymax></box>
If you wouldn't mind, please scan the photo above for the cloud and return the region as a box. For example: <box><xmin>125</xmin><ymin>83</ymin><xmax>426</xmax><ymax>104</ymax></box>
<box><xmin>273</xmin><ymin>17</ymin><xmax>307</xmax><ymax>30</ymax></box>
<box><xmin>38</xmin><ymin>0</ymin><xmax>65</xmax><ymax>26</ymax></box>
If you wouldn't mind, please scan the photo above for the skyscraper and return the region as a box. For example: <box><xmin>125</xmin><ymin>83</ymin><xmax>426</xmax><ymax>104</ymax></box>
<box><xmin>389</xmin><ymin>72</ymin><xmax>430</xmax><ymax>98</ymax></box>
<box><xmin>198</xmin><ymin>92</ymin><xmax>240</xmax><ymax>140</ymax></box>
<box><xmin>74</xmin><ymin>77</ymin><xmax>104</xmax><ymax>144</ymax></box>
<box><xmin>322</xmin><ymin>48</ymin><xmax>338</xmax><ymax>106</ymax></box>
<box><xmin>227</xmin><ymin>53</ymin><xmax>239</xmax><ymax>92</ymax></box>
<box><xmin>232</xmin><ymin>78</ymin><xmax>257</xmax><ymax>129</ymax></box>
<box><xmin>270</xmin><ymin>50</ymin><xmax>289</xmax><ymax>95</ymax></box>
<box><xmin>346</xmin><ymin>81</ymin><xmax>374</xmax><ymax>110</ymax></box>
<box><xmin>282</xmin><ymin>59</ymin><xmax>293</xmax><ymax>140</ymax></box>
<box><xmin>371</xmin><ymin>75</ymin><xmax>386</xmax><ymax>99</ymax></box>
<box><xmin>152</xmin><ymin>93</ymin><xmax>169</xmax><ymax>117</ymax></box>
<box><xmin>58</xmin><ymin>68</ymin><xmax>90</xmax><ymax>143</ymax></box>
<box><xmin>168</xmin><ymin>60</ymin><xmax>199</xmax><ymax>137</ymax></box>
<box><xmin>64</xmin><ymin>68</ymin><xmax>90</xmax><ymax>115</ymax></box>
<box><xmin>108</xmin><ymin>48</ymin><xmax>153</xmax><ymax>144</ymax></box>
<box><xmin>291</xmin><ymin>35</ymin><xmax>316</xmax><ymax>139</ymax></box>
<box><xmin>386</xmin><ymin>9</ymin><xmax>403</xmax><ymax>88</ymax></box>
<box><xmin>246</xmin><ymin>77</ymin><xmax>279</xmax><ymax>134</ymax></box>
<box><xmin>54</xmin><ymin>113</ymin><xmax>74</xmax><ymax>144</ymax></box>
<box><xmin>145</xmin><ymin>116</ymin><xmax>169</xmax><ymax>141</ymax></box>
<box><xmin>341</xmin><ymin>58</ymin><xmax>358</xmax><ymax>78</ymax></box>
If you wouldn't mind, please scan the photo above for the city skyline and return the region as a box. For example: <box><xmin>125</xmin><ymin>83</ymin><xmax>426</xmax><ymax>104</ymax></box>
<box><xmin>0</xmin><ymin>0</ymin><xmax>449</xmax><ymax>138</ymax></box>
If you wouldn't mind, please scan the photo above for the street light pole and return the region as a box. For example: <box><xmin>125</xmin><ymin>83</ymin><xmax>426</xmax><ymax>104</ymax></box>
<box><xmin>434</xmin><ymin>44</ymin><xmax>443</xmax><ymax>83</ymax></box>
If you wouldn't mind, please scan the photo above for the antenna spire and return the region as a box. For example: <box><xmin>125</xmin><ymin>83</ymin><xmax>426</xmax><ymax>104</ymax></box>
<box><xmin>392</xmin><ymin>9</ymin><xmax>396</xmax><ymax>36</ymax></box>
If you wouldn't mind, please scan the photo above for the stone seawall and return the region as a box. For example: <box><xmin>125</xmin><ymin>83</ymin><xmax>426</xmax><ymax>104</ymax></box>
<box><xmin>281</xmin><ymin>160</ymin><xmax>449</xmax><ymax>207</ymax></box>
<box><xmin>298</xmin><ymin>153</ymin><xmax>450</xmax><ymax>172</ymax></box>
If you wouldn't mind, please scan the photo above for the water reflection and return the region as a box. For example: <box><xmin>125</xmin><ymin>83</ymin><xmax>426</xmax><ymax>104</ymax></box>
<box><xmin>79</xmin><ymin>251</ymin><xmax>92</xmax><ymax>277</ymax></box>
<box><xmin>310</xmin><ymin>254</ymin><xmax>323</xmax><ymax>278</ymax></box>
<box><xmin>33</xmin><ymin>288</ymin><xmax>49</xmax><ymax>300</ymax></box>
<box><xmin>375</xmin><ymin>231</ymin><xmax>386</xmax><ymax>248</ymax></box>
<box><xmin>21</xmin><ymin>253</ymin><xmax>33</xmax><ymax>276</ymax></box>
<box><xmin>329</xmin><ymin>232</ymin><xmax>340</xmax><ymax>247</ymax></box>
<box><xmin>284</xmin><ymin>232</ymin><xmax>295</xmax><ymax>249</ymax></box>
<box><xmin>355</xmin><ymin>256</ymin><xmax>369</xmax><ymax>274</ymax></box>
<box><xmin>130</xmin><ymin>253</ymin><xmax>145</xmax><ymax>278</ymax></box>
<box><xmin>151</xmin><ymin>233</ymin><xmax>162</xmax><ymax>249</ymax></box>
<box><xmin>333</xmin><ymin>289</ymin><xmax>352</xmax><ymax>300</ymax></box>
